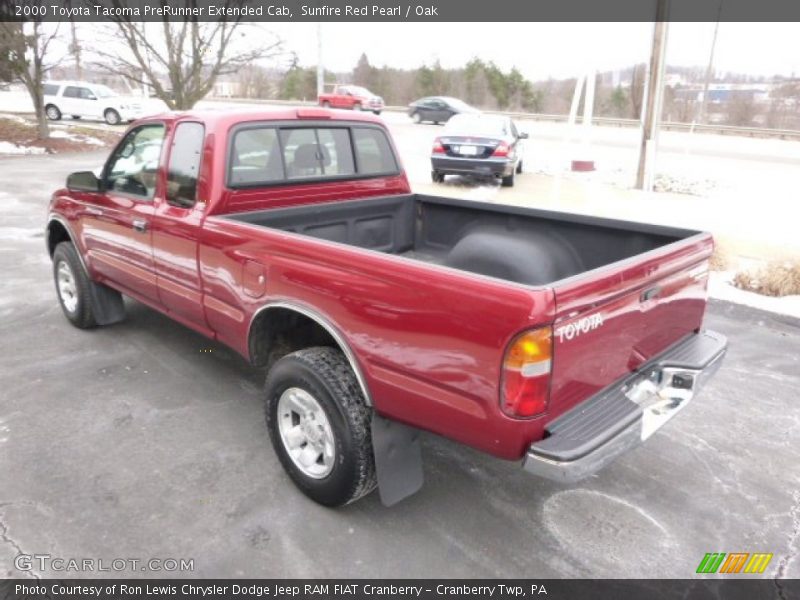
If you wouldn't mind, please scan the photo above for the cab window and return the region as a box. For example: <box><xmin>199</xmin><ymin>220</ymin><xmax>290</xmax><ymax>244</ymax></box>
<box><xmin>166</xmin><ymin>122</ymin><xmax>204</xmax><ymax>208</ymax></box>
<box><xmin>352</xmin><ymin>127</ymin><xmax>397</xmax><ymax>174</ymax></box>
<box><xmin>104</xmin><ymin>124</ymin><xmax>165</xmax><ymax>199</ymax></box>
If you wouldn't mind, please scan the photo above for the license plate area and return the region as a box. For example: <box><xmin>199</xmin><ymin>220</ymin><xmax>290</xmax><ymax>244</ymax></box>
<box><xmin>458</xmin><ymin>145</ymin><xmax>479</xmax><ymax>156</ymax></box>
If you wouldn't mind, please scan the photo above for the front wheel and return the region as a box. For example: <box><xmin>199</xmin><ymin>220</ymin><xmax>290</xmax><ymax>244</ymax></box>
<box><xmin>52</xmin><ymin>241</ymin><xmax>125</xmax><ymax>328</ymax></box>
<box><xmin>104</xmin><ymin>109</ymin><xmax>121</xmax><ymax>125</ymax></box>
<box><xmin>411</xmin><ymin>112</ymin><xmax>422</xmax><ymax>124</ymax></box>
<box><xmin>53</xmin><ymin>242</ymin><xmax>97</xmax><ymax>328</ymax></box>
<box><xmin>373</xmin><ymin>110</ymin><xmax>381</xmax><ymax>115</ymax></box>
<box><xmin>516</xmin><ymin>160</ymin><xmax>523</xmax><ymax>174</ymax></box>
<box><xmin>265</xmin><ymin>347</ymin><xmax>377</xmax><ymax>507</ymax></box>
<box><xmin>321</xmin><ymin>100</ymin><xmax>331</xmax><ymax>108</ymax></box>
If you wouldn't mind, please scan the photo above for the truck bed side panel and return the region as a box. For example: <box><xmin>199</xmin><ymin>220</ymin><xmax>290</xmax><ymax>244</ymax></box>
<box><xmin>199</xmin><ymin>217</ymin><xmax>556</xmax><ymax>459</ymax></box>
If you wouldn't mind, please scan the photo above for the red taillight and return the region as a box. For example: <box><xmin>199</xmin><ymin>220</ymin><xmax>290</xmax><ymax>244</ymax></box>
<box><xmin>501</xmin><ymin>328</ymin><xmax>552</xmax><ymax>418</ymax></box>
<box><xmin>432</xmin><ymin>138</ymin><xmax>445</xmax><ymax>154</ymax></box>
<box><xmin>492</xmin><ymin>142</ymin><xmax>511</xmax><ymax>157</ymax></box>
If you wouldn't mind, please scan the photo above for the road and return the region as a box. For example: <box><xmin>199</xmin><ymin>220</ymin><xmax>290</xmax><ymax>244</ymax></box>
<box><xmin>14</xmin><ymin>99</ymin><xmax>799</xmax><ymax>260</ymax></box>
<box><xmin>1</xmin><ymin>149</ymin><xmax>799</xmax><ymax>579</ymax></box>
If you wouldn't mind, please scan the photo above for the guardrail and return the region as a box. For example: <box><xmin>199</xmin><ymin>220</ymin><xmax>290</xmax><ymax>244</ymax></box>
<box><xmin>207</xmin><ymin>96</ymin><xmax>800</xmax><ymax>141</ymax></box>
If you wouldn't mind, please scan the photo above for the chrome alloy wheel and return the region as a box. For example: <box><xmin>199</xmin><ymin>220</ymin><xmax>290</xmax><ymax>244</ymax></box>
<box><xmin>57</xmin><ymin>260</ymin><xmax>78</xmax><ymax>313</ymax></box>
<box><xmin>277</xmin><ymin>387</ymin><xmax>336</xmax><ymax>479</ymax></box>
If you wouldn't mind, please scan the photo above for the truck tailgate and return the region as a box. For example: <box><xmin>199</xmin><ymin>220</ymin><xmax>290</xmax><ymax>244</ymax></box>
<box><xmin>548</xmin><ymin>232</ymin><xmax>713</xmax><ymax>417</ymax></box>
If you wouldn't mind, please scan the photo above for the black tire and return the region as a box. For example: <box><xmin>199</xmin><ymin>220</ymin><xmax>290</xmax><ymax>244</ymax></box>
<box><xmin>104</xmin><ymin>109</ymin><xmax>121</xmax><ymax>125</ymax></box>
<box><xmin>411</xmin><ymin>111</ymin><xmax>422</xmax><ymax>124</ymax></box>
<box><xmin>71</xmin><ymin>115</ymin><xmax>81</xmax><ymax>119</ymax></box>
<box><xmin>501</xmin><ymin>169</ymin><xmax>516</xmax><ymax>187</ymax></box>
<box><xmin>516</xmin><ymin>160</ymin><xmax>523</xmax><ymax>174</ymax></box>
<box><xmin>52</xmin><ymin>242</ymin><xmax>97</xmax><ymax>329</ymax></box>
<box><xmin>265</xmin><ymin>347</ymin><xmax>377</xmax><ymax>507</ymax></box>
<box><xmin>431</xmin><ymin>170</ymin><xmax>444</xmax><ymax>183</ymax></box>
<box><xmin>45</xmin><ymin>104</ymin><xmax>61</xmax><ymax>121</ymax></box>
<box><xmin>373</xmin><ymin>110</ymin><xmax>381</xmax><ymax>115</ymax></box>
<box><xmin>322</xmin><ymin>100</ymin><xmax>331</xmax><ymax>108</ymax></box>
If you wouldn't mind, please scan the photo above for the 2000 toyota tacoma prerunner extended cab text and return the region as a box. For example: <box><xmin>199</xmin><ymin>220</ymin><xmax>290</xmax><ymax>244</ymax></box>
<box><xmin>47</xmin><ymin>108</ymin><xmax>727</xmax><ymax>507</ymax></box>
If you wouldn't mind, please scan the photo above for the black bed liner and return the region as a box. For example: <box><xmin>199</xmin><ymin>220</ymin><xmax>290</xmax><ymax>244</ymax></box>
<box><xmin>225</xmin><ymin>194</ymin><xmax>701</xmax><ymax>286</ymax></box>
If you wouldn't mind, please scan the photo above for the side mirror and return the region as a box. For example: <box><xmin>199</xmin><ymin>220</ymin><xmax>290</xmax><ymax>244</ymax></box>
<box><xmin>518</xmin><ymin>132</ymin><xmax>529</xmax><ymax>139</ymax></box>
<box><xmin>67</xmin><ymin>171</ymin><xmax>102</xmax><ymax>192</ymax></box>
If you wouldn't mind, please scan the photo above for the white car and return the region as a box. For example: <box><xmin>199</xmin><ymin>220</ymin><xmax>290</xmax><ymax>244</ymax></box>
<box><xmin>43</xmin><ymin>81</ymin><xmax>146</xmax><ymax>125</ymax></box>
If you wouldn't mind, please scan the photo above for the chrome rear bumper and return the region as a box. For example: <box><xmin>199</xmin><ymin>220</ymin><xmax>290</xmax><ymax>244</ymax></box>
<box><xmin>523</xmin><ymin>330</ymin><xmax>728</xmax><ymax>483</ymax></box>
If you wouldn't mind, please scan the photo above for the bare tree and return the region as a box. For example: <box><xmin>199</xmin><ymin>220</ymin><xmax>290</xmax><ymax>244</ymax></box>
<box><xmin>0</xmin><ymin>20</ymin><xmax>60</xmax><ymax>139</ymax></box>
<box><xmin>90</xmin><ymin>5</ymin><xmax>289</xmax><ymax>110</ymax></box>
<box><xmin>725</xmin><ymin>93</ymin><xmax>758</xmax><ymax>126</ymax></box>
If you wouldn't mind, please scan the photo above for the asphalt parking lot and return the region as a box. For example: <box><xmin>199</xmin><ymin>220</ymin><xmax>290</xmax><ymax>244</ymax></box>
<box><xmin>0</xmin><ymin>150</ymin><xmax>798</xmax><ymax>579</ymax></box>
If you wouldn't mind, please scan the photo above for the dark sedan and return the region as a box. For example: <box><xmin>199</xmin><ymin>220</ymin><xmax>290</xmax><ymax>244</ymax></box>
<box><xmin>408</xmin><ymin>96</ymin><xmax>478</xmax><ymax>124</ymax></box>
<box><xmin>430</xmin><ymin>114</ymin><xmax>528</xmax><ymax>187</ymax></box>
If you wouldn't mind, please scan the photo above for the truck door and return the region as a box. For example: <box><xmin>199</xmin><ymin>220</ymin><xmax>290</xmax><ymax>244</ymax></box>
<box><xmin>81</xmin><ymin>123</ymin><xmax>164</xmax><ymax>301</ymax></box>
<box><xmin>151</xmin><ymin>121</ymin><xmax>212</xmax><ymax>334</ymax></box>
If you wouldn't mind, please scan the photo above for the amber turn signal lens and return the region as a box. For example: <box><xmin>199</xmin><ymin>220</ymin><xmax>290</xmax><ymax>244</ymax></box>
<box><xmin>501</xmin><ymin>327</ymin><xmax>552</xmax><ymax>418</ymax></box>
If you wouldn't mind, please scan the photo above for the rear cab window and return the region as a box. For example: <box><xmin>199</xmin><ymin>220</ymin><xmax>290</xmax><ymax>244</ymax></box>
<box><xmin>228</xmin><ymin>122</ymin><xmax>397</xmax><ymax>188</ymax></box>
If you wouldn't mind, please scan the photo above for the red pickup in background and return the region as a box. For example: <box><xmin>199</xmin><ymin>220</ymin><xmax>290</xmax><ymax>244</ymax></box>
<box><xmin>318</xmin><ymin>84</ymin><xmax>384</xmax><ymax>114</ymax></box>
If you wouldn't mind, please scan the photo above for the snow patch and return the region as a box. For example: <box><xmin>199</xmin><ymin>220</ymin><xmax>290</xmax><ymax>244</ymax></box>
<box><xmin>709</xmin><ymin>271</ymin><xmax>800</xmax><ymax>319</ymax></box>
<box><xmin>0</xmin><ymin>141</ymin><xmax>45</xmax><ymax>155</ymax></box>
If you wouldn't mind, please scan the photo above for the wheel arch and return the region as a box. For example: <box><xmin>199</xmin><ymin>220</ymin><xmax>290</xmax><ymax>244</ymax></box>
<box><xmin>46</xmin><ymin>215</ymin><xmax>88</xmax><ymax>266</ymax></box>
<box><xmin>248</xmin><ymin>301</ymin><xmax>373</xmax><ymax>406</ymax></box>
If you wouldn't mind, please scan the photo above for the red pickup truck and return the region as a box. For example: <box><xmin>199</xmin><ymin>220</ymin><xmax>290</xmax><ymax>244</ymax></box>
<box><xmin>318</xmin><ymin>84</ymin><xmax>384</xmax><ymax>114</ymax></box>
<box><xmin>47</xmin><ymin>108</ymin><xmax>726</xmax><ymax>507</ymax></box>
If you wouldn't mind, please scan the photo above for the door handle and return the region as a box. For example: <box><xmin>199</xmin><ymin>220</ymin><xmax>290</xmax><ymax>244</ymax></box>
<box><xmin>132</xmin><ymin>219</ymin><xmax>147</xmax><ymax>233</ymax></box>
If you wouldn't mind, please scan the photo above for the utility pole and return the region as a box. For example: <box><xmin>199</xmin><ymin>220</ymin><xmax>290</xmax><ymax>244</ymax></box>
<box><xmin>316</xmin><ymin>23</ymin><xmax>324</xmax><ymax>97</ymax></box>
<box><xmin>635</xmin><ymin>0</ymin><xmax>670</xmax><ymax>190</ymax></box>
<box><xmin>698</xmin><ymin>0</ymin><xmax>723</xmax><ymax>124</ymax></box>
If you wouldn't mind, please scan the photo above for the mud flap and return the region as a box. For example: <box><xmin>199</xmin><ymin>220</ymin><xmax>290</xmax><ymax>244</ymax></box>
<box><xmin>87</xmin><ymin>280</ymin><xmax>125</xmax><ymax>326</ymax></box>
<box><xmin>371</xmin><ymin>413</ymin><xmax>424</xmax><ymax>506</ymax></box>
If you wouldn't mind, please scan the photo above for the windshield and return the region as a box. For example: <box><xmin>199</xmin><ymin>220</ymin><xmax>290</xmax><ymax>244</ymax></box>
<box><xmin>93</xmin><ymin>85</ymin><xmax>118</xmax><ymax>98</ymax></box>
<box><xmin>444</xmin><ymin>114</ymin><xmax>509</xmax><ymax>136</ymax></box>
<box><xmin>442</xmin><ymin>98</ymin><xmax>475</xmax><ymax>111</ymax></box>
<box><xmin>348</xmin><ymin>86</ymin><xmax>373</xmax><ymax>97</ymax></box>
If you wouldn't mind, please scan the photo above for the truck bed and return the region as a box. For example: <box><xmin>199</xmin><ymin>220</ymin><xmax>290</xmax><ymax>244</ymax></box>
<box><xmin>225</xmin><ymin>194</ymin><xmax>699</xmax><ymax>287</ymax></box>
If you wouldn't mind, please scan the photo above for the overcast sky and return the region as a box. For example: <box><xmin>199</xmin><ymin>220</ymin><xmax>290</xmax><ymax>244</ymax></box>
<box><xmin>264</xmin><ymin>22</ymin><xmax>800</xmax><ymax>80</ymax></box>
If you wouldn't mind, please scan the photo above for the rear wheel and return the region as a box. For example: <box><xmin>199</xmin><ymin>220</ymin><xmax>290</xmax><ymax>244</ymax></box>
<box><xmin>501</xmin><ymin>169</ymin><xmax>516</xmax><ymax>187</ymax></box>
<box><xmin>322</xmin><ymin>100</ymin><xmax>331</xmax><ymax>108</ymax></box>
<box><xmin>431</xmin><ymin>170</ymin><xmax>445</xmax><ymax>183</ymax></box>
<box><xmin>71</xmin><ymin>115</ymin><xmax>81</xmax><ymax>120</ymax></box>
<box><xmin>104</xmin><ymin>109</ymin><xmax>121</xmax><ymax>125</ymax></box>
<box><xmin>265</xmin><ymin>347</ymin><xmax>377</xmax><ymax>507</ymax></box>
<box><xmin>373</xmin><ymin>110</ymin><xmax>381</xmax><ymax>115</ymax></box>
<box><xmin>45</xmin><ymin>104</ymin><xmax>61</xmax><ymax>121</ymax></box>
